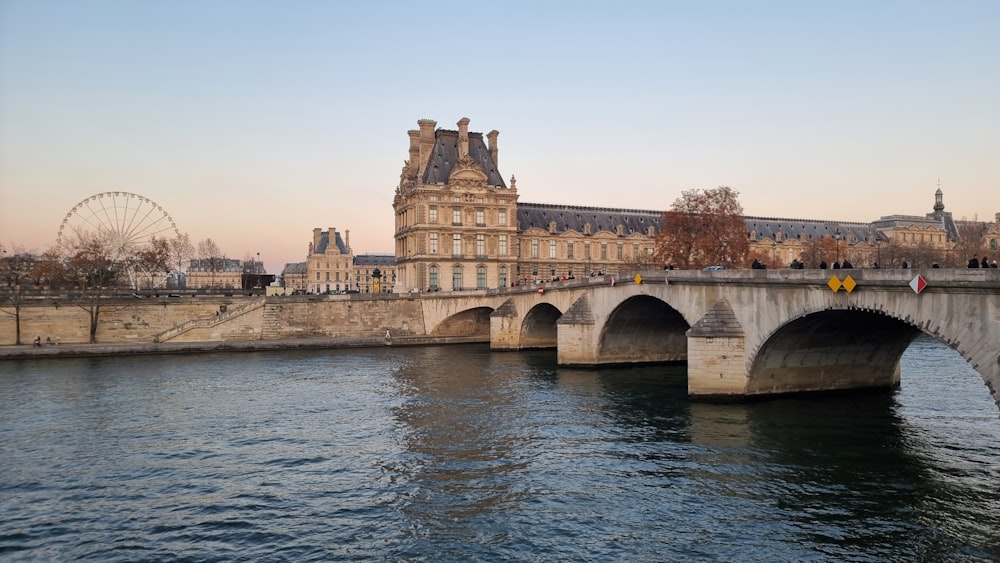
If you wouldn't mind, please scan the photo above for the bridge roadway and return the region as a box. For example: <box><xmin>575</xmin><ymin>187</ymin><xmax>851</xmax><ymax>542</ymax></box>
<box><xmin>418</xmin><ymin>268</ymin><xmax>1000</xmax><ymax>406</ymax></box>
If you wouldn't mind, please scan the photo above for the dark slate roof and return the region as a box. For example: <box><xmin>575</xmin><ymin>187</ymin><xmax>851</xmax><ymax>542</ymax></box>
<box><xmin>315</xmin><ymin>230</ymin><xmax>348</xmax><ymax>254</ymax></box>
<box><xmin>943</xmin><ymin>215</ymin><xmax>959</xmax><ymax>241</ymax></box>
<box><xmin>189</xmin><ymin>258</ymin><xmax>242</xmax><ymax>271</ymax></box>
<box><xmin>422</xmin><ymin>129</ymin><xmax>507</xmax><ymax>188</ymax></box>
<box><xmin>744</xmin><ymin>216</ymin><xmax>886</xmax><ymax>244</ymax></box>
<box><xmin>354</xmin><ymin>254</ymin><xmax>395</xmax><ymax>267</ymax></box>
<box><xmin>517</xmin><ymin>202</ymin><xmax>663</xmax><ymax>236</ymax></box>
<box><xmin>282</xmin><ymin>262</ymin><xmax>307</xmax><ymax>274</ymax></box>
<box><xmin>516</xmin><ymin>203</ymin><xmax>890</xmax><ymax>245</ymax></box>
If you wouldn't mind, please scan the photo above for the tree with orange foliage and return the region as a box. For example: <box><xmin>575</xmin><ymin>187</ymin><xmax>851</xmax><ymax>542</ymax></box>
<box><xmin>653</xmin><ymin>187</ymin><xmax>749</xmax><ymax>269</ymax></box>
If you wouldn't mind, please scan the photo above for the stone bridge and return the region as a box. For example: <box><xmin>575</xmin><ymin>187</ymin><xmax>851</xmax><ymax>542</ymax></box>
<box><xmin>418</xmin><ymin>269</ymin><xmax>1000</xmax><ymax>406</ymax></box>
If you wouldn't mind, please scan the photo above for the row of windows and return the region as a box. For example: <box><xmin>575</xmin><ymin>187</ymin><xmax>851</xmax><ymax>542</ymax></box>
<box><xmin>315</xmin><ymin>269</ymin><xmax>396</xmax><ymax>281</ymax></box>
<box><xmin>527</xmin><ymin>240</ymin><xmax>649</xmax><ymax>260</ymax></box>
<box><xmin>428</xmin><ymin>206</ymin><xmax>507</xmax><ymax>226</ymax></box>
<box><xmin>427</xmin><ymin>265</ymin><xmax>509</xmax><ymax>290</ymax></box>
<box><xmin>428</xmin><ymin>195</ymin><xmax>508</xmax><ymax>205</ymax></box>
<box><xmin>423</xmin><ymin>234</ymin><xmax>652</xmax><ymax>260</ymax></box>
<box><xmin>428</xmin><ymin>233</ymin><xmax>508</xmax><ymax>256</ymax></box>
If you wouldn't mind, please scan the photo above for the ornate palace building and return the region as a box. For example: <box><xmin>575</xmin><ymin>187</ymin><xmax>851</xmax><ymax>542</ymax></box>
<box><xmin>389</xmin><ymin>118</ymin><xmax>999</xmax><ymax>292</ymax></box>
<box><xmin>392</xmin><ymin>118</ymin><xmax>520</xmax><ymax>292</ymax></box>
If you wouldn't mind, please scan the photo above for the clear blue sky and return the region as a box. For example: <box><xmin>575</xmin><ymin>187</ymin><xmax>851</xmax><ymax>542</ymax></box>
<box><xmin>1</xmin><ymin>0</ymin><xmax>998</xmax><ymax>273</ymax></box>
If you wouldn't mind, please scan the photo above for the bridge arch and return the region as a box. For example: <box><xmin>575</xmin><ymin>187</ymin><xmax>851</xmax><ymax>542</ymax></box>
<box><xmin>597</xmin><ymin>295</ymin><xmax>689</xmax><ymax>364</ymax></box>
<box><xmin>748</xmin><ymin>308</ymin><xmax>922</xmax><ymax>396</ymax></box>
<box><xmin>519</xmin><ymin>303</ymin><xmax>562</xmax><ymax>349</ymax></box>
<box><xmin>430</xmin><ymin>306</ymin><xmax>494</xmax><ymax>337</ymax></box>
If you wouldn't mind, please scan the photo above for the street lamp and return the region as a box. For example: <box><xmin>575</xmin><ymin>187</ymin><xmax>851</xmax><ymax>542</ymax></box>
<box><xmin>721</xmin><ymin>238</ymin><xmax>728</xmax><ymax>267</ymax></box>
<box><xmin>834</xmin><ymin>228</ymin><xmax>842</xmax><ymax>264</ymax></box>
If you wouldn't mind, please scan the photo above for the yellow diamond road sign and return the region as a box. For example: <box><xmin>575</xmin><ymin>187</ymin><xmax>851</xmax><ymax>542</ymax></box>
<box><xmin>842</xmin><ymin>275</ymin><xmax>856</xmax><ymax>293</ymax></box>
<box><xmin>828</xmin><ymin>276</ymin><xmax>842</xmax><ymax>292</ymax></box>
<box><xmin>634</xmin><ymin>274</ymin><xmax>642</xmax><ymax>285</ymax></box>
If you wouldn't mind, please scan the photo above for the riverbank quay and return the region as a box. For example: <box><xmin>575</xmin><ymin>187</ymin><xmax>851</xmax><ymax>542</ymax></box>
<box><xmin>0</xmin><ymin>335</ymin><xmax>486</xmax><ymax>360</ymax></box>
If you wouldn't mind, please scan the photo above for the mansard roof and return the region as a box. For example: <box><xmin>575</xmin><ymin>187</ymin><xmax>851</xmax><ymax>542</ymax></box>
<box><xmin>315</xmin><ymin>230</ymin><xmax>348</xmax><ymax>254</ymax></box>
<box><xmin>745</xmin><ymin>216</ymin><xmax>886</xmax><ymax>244</ymax></box>
<box><xmin>516</xmin><ymin>202</ymin><xmax>893</xmax><ymax>245</ymax></box>
<box><xmin>354</xmin><ymin>254</ymin><xmax>395</xmax><ymax>267</ymax></box>
<box><xmin>422</xmin><ymin>129</ymin><xmax>507</xmax><ymax>188</ymax></box>
<box><xmin>282</xmin><ymin>262</ymin><xmax>307</xmax><ymax>274</ymax></box>
<box><xmin>517</xmin><ymin>202</ymin><xmax>663</xmax><ymax>236</ymax></box>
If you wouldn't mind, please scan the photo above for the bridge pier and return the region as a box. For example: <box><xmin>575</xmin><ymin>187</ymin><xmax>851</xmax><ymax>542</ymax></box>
<box><xmin>686</xmin><ymin>300</ymin><xmax>751</xmax><ymax>399</ymax></box>
<box><xmin>490</xmin><ymin>299</ymin><xmax>521</xmax><ymax>350</ymax></box>
<box><xmin>556</xmin><ymin>295</ymin><xmax>601</xmax><ymax>364</ymax></box>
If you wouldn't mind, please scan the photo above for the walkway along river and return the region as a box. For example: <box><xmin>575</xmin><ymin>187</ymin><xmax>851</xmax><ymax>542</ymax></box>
<box><xmin>1</xmin><ymin>335</ymin><xmax>998</xmax><ymax>560</ymax></box>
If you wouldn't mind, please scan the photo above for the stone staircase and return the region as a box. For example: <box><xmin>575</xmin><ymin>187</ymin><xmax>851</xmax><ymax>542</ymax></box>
<box><xmin>154</xmin><ymin>297</ymin><xmax>267</xmax><ymax>343</ymax></box>
<box><xmin>261</xmin><ymin>303</ymin><xmax>282</xmax><ymax>340</ymax></box>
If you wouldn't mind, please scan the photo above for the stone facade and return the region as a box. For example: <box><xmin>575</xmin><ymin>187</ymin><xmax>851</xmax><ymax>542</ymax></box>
<box><xmin>281</xmin><ymin>229</ymin><xmax>398</xmax><ymax>295</ymax></box>
<box><xmin>393</xmin><ymin>117</ymin><xmax>520</xmax><ymax>292</ymax></box>
<box><xmin>391</xmin><ymin>118</ymin><xmax>665</xmax><ymax>292</ymax></box>
<box><xmin>186</xmin><ymin>258</ymin><xmax>243</xmax><ymax>289</ymax></box>
<box><xmin>280</xmin><ymin>262</ymin><xmax>308</xmax><ymax>293</ymax></box>
<box><xmin>306</xmin><ymin>227</ymin><xmax>353</xmax><ymax>294</ymax></box>
<box><xmin>390</xmin><ymin>118</ymin><xmax>999</xmax><ymax>280</ymax></box>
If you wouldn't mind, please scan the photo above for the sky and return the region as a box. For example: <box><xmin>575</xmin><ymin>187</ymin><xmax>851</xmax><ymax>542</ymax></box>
<box><xmin>1</xmin><ymin>0</ymin><xmax>998</xmax><ymax>273</ymax></box>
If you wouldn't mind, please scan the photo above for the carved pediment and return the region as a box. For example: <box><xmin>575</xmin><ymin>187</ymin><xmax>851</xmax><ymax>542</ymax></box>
<box><xmin>448</xmin><ymin>154</ymin><xmax>488</xmax><ymax>186</ymax></box>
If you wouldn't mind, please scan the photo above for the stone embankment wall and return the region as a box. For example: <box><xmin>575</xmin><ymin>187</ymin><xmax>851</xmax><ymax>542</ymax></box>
<box><xmin>0</xmin><ymin>295</ymin><xmax>428</xmax><ymax>345</ymax></box>
<box><xmin>261</xmin><ymin>296</ymin><xmax>425</xmax><ymax>340</ymax></box>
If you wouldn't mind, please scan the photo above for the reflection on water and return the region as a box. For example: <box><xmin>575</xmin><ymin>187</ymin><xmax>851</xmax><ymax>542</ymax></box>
<box><xmin>0</xmin><ymin>336</ymin><xmax>998</xmax><ymax>561</ymax></box>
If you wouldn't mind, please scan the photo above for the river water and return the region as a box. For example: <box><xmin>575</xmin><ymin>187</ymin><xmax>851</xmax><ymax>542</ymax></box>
<box><xmin>1</xmin><ymin>335</ymin><xmax>998</xmax><ymax>561</ymax></box>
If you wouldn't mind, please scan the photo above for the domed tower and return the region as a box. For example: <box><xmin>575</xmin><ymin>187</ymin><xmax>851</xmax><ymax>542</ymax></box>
<box><xmin>932</xmin><ymin>186</ymin><xmax>945</xmax><ymax>220</ymax></box>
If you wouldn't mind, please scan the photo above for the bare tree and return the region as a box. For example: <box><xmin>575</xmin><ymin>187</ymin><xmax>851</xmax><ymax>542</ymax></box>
<box><xmin>0</xmin><ymin>243</ymin><xmax>37</xmax><ymax>345</ymax></box>
<box><xmin>653</xmin><ymin>186</ymin><xmax>749</xmax><ymax>270</ymax></box>
<box><xmin>799</xmin><ymin>236</ymin><xmax>838</xmax><ymax>268</ymax></box>
<box><xmin>197</xmin><ymin>238</ymin><xmax>223</xmax><ymax>289</ymax></box>
<box><xmin>61</xmin><ymin>229</ymin><xmax>125</xmax><ymax>343</ymax></box>
<box><xmin>954</xmin><ymin>221</ymin><xmax>987</xmax><ymax>266</ymax></box>
<box><xmin>133</xmin><ymin>237</ymin><xmax>171</xmax><ymax>291</ymax></box>
<box><xmin>169</xmin><ymin>232</ymin><xmax>195</xmax><ymax>287</ymax></box>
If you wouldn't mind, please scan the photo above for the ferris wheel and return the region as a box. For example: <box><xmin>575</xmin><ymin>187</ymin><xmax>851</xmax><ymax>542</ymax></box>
<box><xmin>57</xmin><ymin>191</ymin><xmax>180</xmax><ymax>258</ymax></box>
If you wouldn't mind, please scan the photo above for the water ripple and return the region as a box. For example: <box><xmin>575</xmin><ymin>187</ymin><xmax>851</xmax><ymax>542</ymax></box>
<box><xmin>0</xmin><ymin>341</ymin><xmax>998</xmax><ymax>561</ymax></box>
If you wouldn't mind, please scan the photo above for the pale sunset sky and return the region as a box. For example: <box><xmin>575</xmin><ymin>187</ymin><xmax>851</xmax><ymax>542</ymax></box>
<box><xmin>1</xmin><ymin>0</ymin><xmax>997</xmax><ymax>273</ymax></box>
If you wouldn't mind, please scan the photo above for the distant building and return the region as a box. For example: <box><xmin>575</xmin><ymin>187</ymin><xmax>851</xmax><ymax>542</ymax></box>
<box><xmin>307</xmin><ymin>227</ymin><xmax>352</xmax><ymax>294</ymax></box>
<box><xmin>354</xmin><ymin>254</ymin><xmax>396</xmax><ymax>293</ymax></box>
<box><xmin>281</xmin><ymin>262</ymin><xmax>308</xmax><ymax>293</ymax></box>
<box><xmin>186</xmin><ymin>258</ymin><xmax>242</xmax><ymax>289</ymax></box>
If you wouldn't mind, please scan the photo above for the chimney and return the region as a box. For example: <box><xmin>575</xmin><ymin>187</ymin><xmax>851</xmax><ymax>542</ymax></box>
<box><xmin>330</xmin><ymin>227</ymin><xmax>337</xmax><ymax>253</ymax></box>
<box><xmin>417</xmin><ymin>119</ymin><xmax>436</xmax><ymax>177</ymax></box>
<box><xmin>457</xmin><ymin>117</ymin><xmax>470</xmax><ymax>159</ymax></box>
<box><xmin>345</xmin><ymin>229</ymin><xmax>351</xmax><ymax>253</ymax></box>
<box><xmin>487</xmin><ymin>129</ymin><xmax>499</xmax><ymax>168</ymax></box>
<box><xmin>312</xmin><ymin>228</ymin><xmax>321</xmax><ymax>252</ymax></box>
<box><xmin>407</xmin><ymin>129</ymin><xmax>419</xmax><ymax>173</ymax></box>
<box><xmin>995</xmin><ymin>212</ymin><xmax>1000</xmax><ymax>224</ymax></box>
